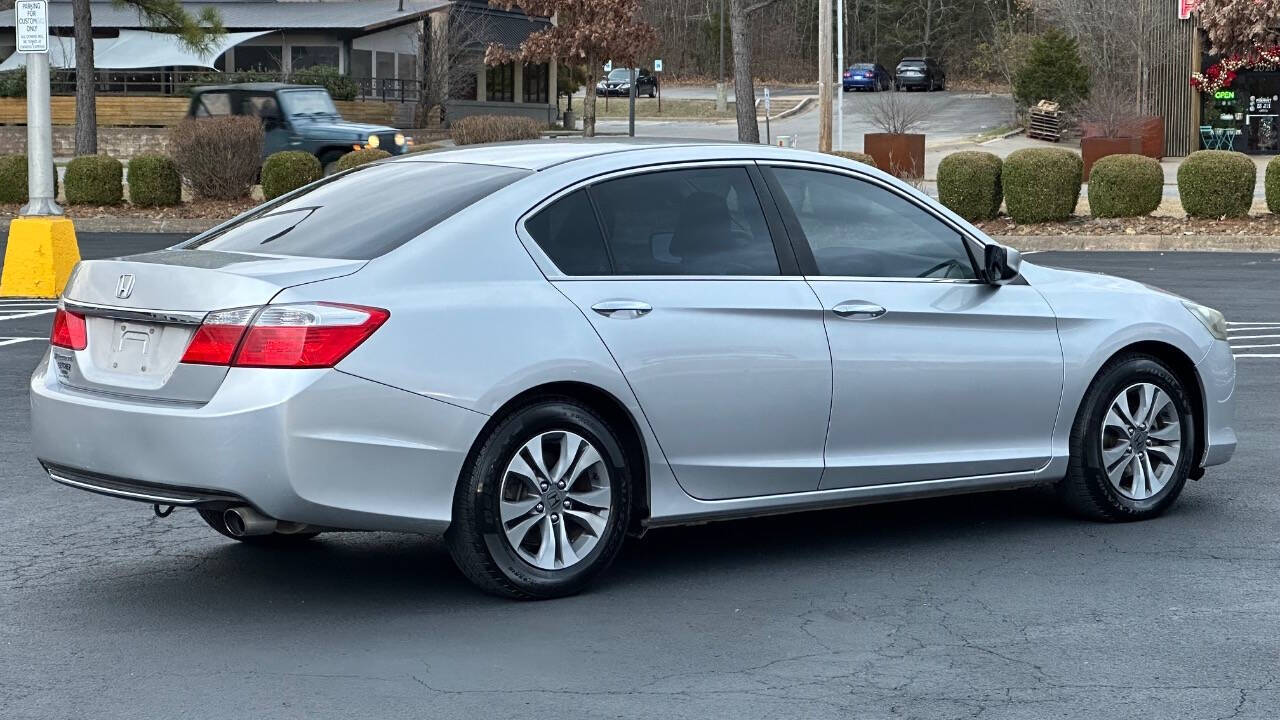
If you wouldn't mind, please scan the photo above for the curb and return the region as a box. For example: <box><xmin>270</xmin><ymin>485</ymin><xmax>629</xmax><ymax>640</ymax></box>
<box><xmin>0</xmin><ymin>218</ymin><xmax>219</xmax><ymax>235</ymax></box>
<box><xmin>1000</xmin><ymin>234</ymin><xmax>1280</xmax><ymax>252</ymax></box>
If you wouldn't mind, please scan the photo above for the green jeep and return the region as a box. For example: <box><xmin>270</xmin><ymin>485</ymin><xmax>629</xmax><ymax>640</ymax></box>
<box><xmin>187</xmin><ymin>82</ymin><xmax>407</xmax><ymax>172</ymax></box>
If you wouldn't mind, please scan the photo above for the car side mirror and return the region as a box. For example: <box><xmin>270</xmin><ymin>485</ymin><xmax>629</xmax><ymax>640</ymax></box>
<box><xmin>983</xmin><ymin>243</ymin><xmax>1022</xmax><ymax>285</ymax></box>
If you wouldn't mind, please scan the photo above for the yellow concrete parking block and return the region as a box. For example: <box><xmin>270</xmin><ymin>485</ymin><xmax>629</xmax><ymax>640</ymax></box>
<box><xmin>0</xmin><ymin>216</ymin><xmax>80</xmax><ymax>299</ymax></box>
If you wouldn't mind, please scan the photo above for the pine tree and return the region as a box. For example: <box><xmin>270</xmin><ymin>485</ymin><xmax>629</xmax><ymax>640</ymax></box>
<box><xmin>1013</xmin><ymin>28</ymin><xmax>1090</xmax><ymax>111</ymax></box>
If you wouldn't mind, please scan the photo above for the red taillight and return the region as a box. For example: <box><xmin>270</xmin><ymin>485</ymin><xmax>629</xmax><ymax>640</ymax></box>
<box><xmin>180</xmin><ymin>307</ymin><xmax>256</xmax><ymax>365</ymax></box>
<box><xmin>180</xmin><ymin>303</ymin><xmax>388</xmax><ymax>369</ymax></box>
<box><xmin>50</xmin><ymin>308</ymin><xmax>88</xmax><ymax>350</ymax></box>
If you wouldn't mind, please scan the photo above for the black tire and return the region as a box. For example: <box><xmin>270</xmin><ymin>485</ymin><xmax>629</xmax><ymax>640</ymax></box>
<box><xmin>447</xmin><ymin>398</ymin><xmax>632</xmax><ymax>599</ymax></box>
<box><xmin>648</xmin><ymin>87</ymin><xmax>656</xmax><ymax>98</ymax></box>
<box><xmin>197</xmin><ymin>508</ymin><xmax>321</xmax><ymax>545</ymax></box>
<box><xmin>1056</xmin><ymin>354</ymin><xmax>1195</xmax><ymax>521</ymax></box>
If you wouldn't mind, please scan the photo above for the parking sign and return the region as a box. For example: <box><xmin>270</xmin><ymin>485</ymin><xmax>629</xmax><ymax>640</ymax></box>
<box><xmin>15</xmin><ymin>0</ymin><xmax>48</xmax><ymax>54</ymax></box>
<box><xmin>654</xmin><ymin>59</ymin><xmax>663</xmax><ymax>72</ymax></box>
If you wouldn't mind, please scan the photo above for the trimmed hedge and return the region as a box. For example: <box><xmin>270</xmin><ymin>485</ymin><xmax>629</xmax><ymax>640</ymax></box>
<box><xmin>0</xmin><ymin>154</ymin><xmax>58</xmax><ymax>204</ymax></box>
<box><xmin>1002</xmin><ymin>148</ymin><xmax>1083</xmax><ymax>223</ymax></box>
<box><xmin>1178</xmin><ymin>150</ymin><xmax>1254</xmax><ymax>218</ymax></box>
<box><xmin>405</xmin><ymin>143</ymin><xmax>443</xmax><ymax>154</ymax></box>
<box><xmin>262</xmin><ymin>151</ymin><xmax>322</xmax><ymax>200</ymax></box>
<box><xmin>171</xmin><ymin>116</ymin><xmax>263</xmax><ymax>200</ymax></box>
<box><xmin>1087</xmin><ymin>154</ymin><xmax>1162</xmax><ymax>218</ymax></box>
<box><xmin>937</xmin><ymin>151</ymin><xmax>1003</xmax><ymax>222</ymax></box>
<box><xmin>127</xmin><ymin>154</ymin><xmax>181</xmax><ymax>207</ymax></box>
<box><xmin>1265</xmin><ymin>157</ymin><xmax>1280</xmax><ymax>214</ymax></box>
<box><xmin>65</xmin><ymin>155</ymin><xmax>124</xmax><ymax>206</ymax></box>
<box><xmin>826</xmin><ymin>150</ymin><xmax>877</xmax><ymax>167</ymax></box>
<box><xmin>335</xmin><ymin>148</ymin><xmax>391</xmax><ymax>172</ymax></box>
<box><xmin>451</xmin><ymin>115</ymin><xmax>542</xmax><ymax>145</ymax></box>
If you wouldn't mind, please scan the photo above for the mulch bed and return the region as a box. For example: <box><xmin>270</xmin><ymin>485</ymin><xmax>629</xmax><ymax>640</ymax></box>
<box><xmin>975</xmin><ymin>214</ymin><xmax>1280</xmax><ymax>237</ymax></box>
<box><xmin>1</xmin><ymin>199</ymin><xmax>257</xmax><ymax>221</ymax></box>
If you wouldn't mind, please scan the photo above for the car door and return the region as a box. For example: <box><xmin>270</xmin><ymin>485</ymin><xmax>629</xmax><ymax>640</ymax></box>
<box><xmin>523</xmin><ymin>164</ymin><xmax>833</xmax><ymax>500</ymax></box>
<box><xmin>244</xmin><ymin>93</ymin><xmax>291</xmax><ymax>156</ymax></box>
<box><xmin>760</xmin><ymin>163</ymin><xmax>1064</xmax><ymax>489</ymax></box>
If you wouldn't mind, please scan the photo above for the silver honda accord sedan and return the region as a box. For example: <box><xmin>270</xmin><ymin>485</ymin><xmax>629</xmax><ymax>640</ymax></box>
<box><xmin>31</xmin><ymin>140</ymin><xmax>1237</xmax><ymax>598</ymax></box>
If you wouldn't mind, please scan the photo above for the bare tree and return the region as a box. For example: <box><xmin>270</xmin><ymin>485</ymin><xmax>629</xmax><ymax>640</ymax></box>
<box><xmin>728</xmin><ymin>0</ymin><xmax>786</xmax><ymax>142</ymax></box>
<box><xmin>416</xmin><ymin>8</ymin><xmax>495</xmax><ymax>127</ymax></box>
<box><xmin>866</xmin><ymin>90</ymin><xmax>931</xmax><ymax>133</ymax></box>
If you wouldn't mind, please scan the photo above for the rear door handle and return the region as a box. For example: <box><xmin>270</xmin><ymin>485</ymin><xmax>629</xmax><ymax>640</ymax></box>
<box><xmin>591</xmin><ymin>300</ymin><xmax>653</xmax><ymax>319</ymax></box>
<box><xmin>831</xmin><ymin>302</ymin><xmax>886</xmax><ymax>319</ymax></box>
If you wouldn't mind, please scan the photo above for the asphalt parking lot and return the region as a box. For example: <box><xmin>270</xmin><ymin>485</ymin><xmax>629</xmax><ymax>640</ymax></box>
<box><xmin>2</xmin><ymin>236</ymin><xmax>1279</xmax><ymax>719</ymax></box>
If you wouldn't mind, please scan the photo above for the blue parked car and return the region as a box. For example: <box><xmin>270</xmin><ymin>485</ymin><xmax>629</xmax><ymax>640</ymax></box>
<box><xmin>842</xmin><ymin>63</ymin><xmax>892</xmax><ymax>92</ymax></box>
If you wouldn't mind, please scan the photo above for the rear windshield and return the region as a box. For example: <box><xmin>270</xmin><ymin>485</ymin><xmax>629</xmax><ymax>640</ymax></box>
<box><xmin>851</xmin><ymin>63</ymin><xmax>874</xmax><ymax>70</ymax></box>
<box><xmin>181</xmin><ymin>161</ymin><xmax>530</xmax><ymax>259</ymax></box>
<box><xmin>898</xmin><ymin>61</ymin><xmax>926</xmax><ymax>68</ymax></box>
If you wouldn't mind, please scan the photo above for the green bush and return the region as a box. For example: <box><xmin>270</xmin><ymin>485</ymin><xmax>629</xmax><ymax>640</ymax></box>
<box><xmin>937</xmin><ymin>151</ymin><xmax>1003</xmax><ymax>221</ymax></box>
<box><xmin>1178</xmin><ymin>150</ymin><xmax>1255</xmax><ymax>218</ymax></box>
<box><xmin>405</xmin><ymin>143</ymin><xmax>443</xmax><ymax>154</ymax></box>
<box><xmin>261</xmin><ymin>151</ymin><xmax>322</xmax><ymax>200</ymax></box>
<box><xmin>170</xmin><ymin>116</ymin><xmax>263</xmax><ymax>200</ymax></box>
<box><xmin>451</xmin><ymin>115</ymin><xmax>542</xmax><ymax>145</ymax></box>
<box><xmin>1087</xmin><ymin>154</ymin><xmax>1162</xmax><ymax>218</ymax></box>
<box><xmin>1002</xmin><ymin>148</ymin><xmax>1083</xmax><ymax>223</ymax></box>
<box><xmin>0</xmin><ymin>154</ymin><xmax>58</xmax><ymax>204</ymax></box>
<box><xmin>127</xmin><ymin>154</ymin><xmax>181</xmax><ymax>207</ymax></box>
<box><xmin>289</xmin><ymin>65</ymin><xmax>358</xmax><ymax>101</ymax></box>
<box><xmin>1013</xmin><ymin>28</ymin><xmax>1090</xmax><ymax>111</ymax></box>
<box><xmin>1265</xmin><ymin>157</ymin><xmax>1280</xmax><ymax>214</ymax></box>
<box><xmin>64</xmin><ymin>155</ymin><xmax>124</xmax><ymax>206</ymax></box>
<box><xmin>826</xmin><ymin>150</ymin><xmax>877</xmax><ymax>167</ymax></box>
<box><xmin>0</xmin><ymin>67</ymin><xmax>25</xmax><ymax>98</ymax></box>
<box><xmin>335</xmin><ymin>148</ymin><xmax>391</xmax><ymax>172</ymax></box>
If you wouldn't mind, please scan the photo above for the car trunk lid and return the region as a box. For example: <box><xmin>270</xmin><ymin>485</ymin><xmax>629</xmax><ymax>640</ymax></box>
<box><xmin>56</xmin><ymin>249</ymin><xmax>365</xmax><ymax>404</ymax></box>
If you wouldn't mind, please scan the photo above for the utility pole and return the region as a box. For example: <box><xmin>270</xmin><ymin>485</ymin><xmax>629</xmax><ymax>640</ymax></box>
<box><xmin>716</xmin><ymin>0</ymin><xmax>726</xmax><ymax>114</ymax></box>
<box><xmin>836</xmin><ymin>0</ymin><xmax>844</xmax><ymax>151</ymax></box>
<box><xmin>817</xmin><ymin>0</ymin><xmax>832</xmax><ymax>152</ymax></box>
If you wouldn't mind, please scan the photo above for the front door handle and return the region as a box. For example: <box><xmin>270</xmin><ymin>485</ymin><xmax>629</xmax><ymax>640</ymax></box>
<box><xmin>831</xmin><ymin>302</ymin><xmax>886</xmax><ymax>319</ymax></box>
<box><xmin>592</xmin><ymin>300</ymin><xmax>653</xmax><ymax>319</ymax></box>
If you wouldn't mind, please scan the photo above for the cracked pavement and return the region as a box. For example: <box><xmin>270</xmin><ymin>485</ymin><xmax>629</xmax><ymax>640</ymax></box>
<box><xmin>2</xmin><ymin>240</ymin><xmax>1279</xmax><ymax>719</ymax></box>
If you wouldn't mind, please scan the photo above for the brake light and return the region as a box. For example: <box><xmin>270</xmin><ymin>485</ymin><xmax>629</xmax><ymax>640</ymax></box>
<box><xmin>180</xmin><ymin>303</ymin><xmax>388</xmax><ymax>369</ymax></box>
<box><xmin>50</xmin><ymin>308</ymin><xmax>87</xmax><ymax>350</ymax></box>
<box><xmin>180</xmin><ymin>307</ymin><xmax>256</xmax><ymax>365</ymax></box>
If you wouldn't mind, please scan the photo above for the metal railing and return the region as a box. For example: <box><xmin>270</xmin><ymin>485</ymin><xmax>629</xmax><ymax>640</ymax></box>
<box><xmin>44</xmin><ymin>69</ymin><xmax>420</xmax><ymax>102</ymax></box>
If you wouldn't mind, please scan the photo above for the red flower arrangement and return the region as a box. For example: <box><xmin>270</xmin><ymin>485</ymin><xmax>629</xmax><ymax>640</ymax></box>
<box><xmin>1192</xmin><ymin>45</ymin><xmax>1280</xmax><ymax>93</ymax></box>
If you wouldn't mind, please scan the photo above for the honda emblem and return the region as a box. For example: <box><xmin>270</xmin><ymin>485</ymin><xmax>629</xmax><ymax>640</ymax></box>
<box><xmin>115</xmin><ymin>274</ymin><xmax>135</xmax><ymax>299</ymax></box>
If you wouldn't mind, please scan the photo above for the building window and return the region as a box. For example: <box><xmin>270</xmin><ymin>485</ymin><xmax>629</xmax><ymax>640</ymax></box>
<box><xmin>486</xmin><ymin>63</ymin><xmax>514</xmax><ymax>102</ymax></box>
<box><xmin>351</xmin><ymin>49</ymin><xmax>372</xmax><ymax>79</ymax></box>
<box><xmin>234</xmin><ymin>46</ymin><xmax>282</xmax><ymax>72</ymax></box>
<box><xmin>397</xmin><ymin>53</ymin><xmax>416</xmax><ymax>83</ymax></box>
<box><xmin>522</xmin><ymin>63</ymin><xmax>548</xmax><ymax>104</ymax></box>
<box><xmin>375</xmin><ymin>51</ymin><xmax>395</xmax><ymax>80</ymax></box>
<box><xmin>290</xmin><ymin>46</ymin><xmax>339</xmax><ymax>71</ymax></box>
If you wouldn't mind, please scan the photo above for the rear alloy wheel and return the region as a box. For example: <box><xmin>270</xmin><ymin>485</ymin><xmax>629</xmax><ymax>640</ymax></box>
<box><xmin>1058</xmin><ymin>355</ymin><xmax>1194</xmax><ymax>521</ymax></box>
<box><xmin>197</xmin><ymin>509</ymin><xmax>321</xmax><ymax>545</ymax></box>
<box><xmin>448</xmin><ymin>399</ymin><xmax>631</xmax><ymax>599</ymax></box>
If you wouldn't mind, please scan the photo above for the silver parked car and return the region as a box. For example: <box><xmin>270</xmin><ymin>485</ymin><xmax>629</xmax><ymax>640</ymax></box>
<box><xmin>31</xmin><ymin>141</ymin><xmax>1237</xmax><ymax>598</ymax></box>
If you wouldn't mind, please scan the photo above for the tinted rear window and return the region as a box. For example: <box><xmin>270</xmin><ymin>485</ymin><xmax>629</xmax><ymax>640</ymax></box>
<box><xmin>182</xmin><ymin>161</ymin><xmax>529</xmax><ymax>259</ymax></box>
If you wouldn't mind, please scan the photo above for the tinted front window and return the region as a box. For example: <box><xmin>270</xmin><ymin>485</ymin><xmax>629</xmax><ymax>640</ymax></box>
<box><xmin>526</xmin><ymin>190</ymin><xmax>611</xmax><ymax>275</ymax></box>
<box><xmin>591</xmin><ymin>167</ymin><xmax>779</xmax><ymax>276</ymax></box>
<box><xmin>770</xmin><ymin>167</ymin><xmax>975</xmax><ymax>279</ymax></box>
<box><xmin>184</xmin><ymin>162</ymin><xmax>529</xmax><ymax>259</ymax></box>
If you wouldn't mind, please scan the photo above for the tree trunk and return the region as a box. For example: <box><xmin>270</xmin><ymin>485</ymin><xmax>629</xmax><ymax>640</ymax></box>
<box><xmin>729</xmin><ymin>0</ymin><xmax>759</xmax><ymax>143</ymax></box>
<box><xmin>583</xmin><ymin>53</ymin><xmax>597</xmax><ymax>137</ymax></box>
<box><xmin>72</xmin><ymin>0</ymin><xmax>96</xmax><ymax>155</ymax></box>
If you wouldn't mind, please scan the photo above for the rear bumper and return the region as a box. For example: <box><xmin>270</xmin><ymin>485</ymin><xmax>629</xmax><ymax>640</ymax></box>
<box><xmin>843</xmin><ymin>79</ymin><xmax>877</xmax><ymax>89</ymax></box>
<box><xmin>30</xmin><ymin>351</ymin><xmax>487</xmax><ymax>532</ymax></box>
<box><xmin>1198</xmin><ymin>339</ymin><xmax>1237</xmax><ymax>467</ymax></box>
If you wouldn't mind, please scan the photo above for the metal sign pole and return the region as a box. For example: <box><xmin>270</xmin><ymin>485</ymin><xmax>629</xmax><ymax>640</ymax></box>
<box><xmin>17</xmin><ymin>0</ymin><xmax>59</xmax><ymax>216</ymax></box>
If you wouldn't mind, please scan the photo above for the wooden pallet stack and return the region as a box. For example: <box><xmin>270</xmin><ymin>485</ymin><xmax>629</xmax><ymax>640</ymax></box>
<box><xmin>1027</xmin><ymin>100</ymin><xmax>1061</xmax><ymax>142</ymax></box>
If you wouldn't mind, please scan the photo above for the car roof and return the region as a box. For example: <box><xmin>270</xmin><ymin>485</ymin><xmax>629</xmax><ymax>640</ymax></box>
<box><xmin>389</xmin><ymin>138</ymin><xmax>760</xmax><ymax>171</ymax></box>
<box><xmin>192</xmin><ymin>83</ymin><xmax>321</xmax><ymax>93</ymax></box>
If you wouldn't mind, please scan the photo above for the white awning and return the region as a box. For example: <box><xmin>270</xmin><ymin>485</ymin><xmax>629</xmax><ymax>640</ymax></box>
<box><xmin>0</xmin><ymin>29</ymin><xmax>272</xmax><ymax>71</ymax></box>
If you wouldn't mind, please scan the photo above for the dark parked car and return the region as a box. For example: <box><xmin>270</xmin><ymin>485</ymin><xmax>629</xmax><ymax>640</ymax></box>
<box><xmin>188</xmin><ymin>83</ymin><xmax>407</xmax><ymax>172</ymax></box>
<box><xmin>596</xmin><ymin>67</ymin><xmax>658</xmax><ymax>97</ymax></box>
<box><xmin>894</xmin><ymin>58</ymin><xmax>946</xmax><ymax>91</ymax></box>
<box><xmin>842</xmin><ymin>63</ymin><xmax>892</xmax><ymax>92</ymax></box>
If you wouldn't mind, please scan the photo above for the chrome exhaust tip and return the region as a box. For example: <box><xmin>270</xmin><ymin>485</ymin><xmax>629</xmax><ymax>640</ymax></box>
<box><xmin>223</xmin><ymin>506</ymin><xmax>278</xmax><ymax>537</ymax></box>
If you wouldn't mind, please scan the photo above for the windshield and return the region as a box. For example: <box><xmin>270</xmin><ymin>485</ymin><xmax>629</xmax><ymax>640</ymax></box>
<box><xmin>899</xmin><ymin>61</ymin><xmax>926</xmax><ymax>69</ymax></box>
<box><xmin>607</xmin><ymin>69</ymin><xmax>633</xmax><ymax>81</ymax></box>
<box><xmin>279</xmin><ymin>89</ymin><xmax>338</xmax><ymax>116</ymax></box>
<box><xmin>182</xmin><ymin>162</ymin><xmax>531</xmax><ymax>259</ymax></box>
<box><xmin>851</xmin><ymin>64</ymin><xmax>874</xmax><ymax>70</ymax></box>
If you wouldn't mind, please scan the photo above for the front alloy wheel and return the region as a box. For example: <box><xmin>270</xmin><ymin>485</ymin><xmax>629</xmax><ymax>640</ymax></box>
<box><xmin>1100</xmin><ymin>383</ymin><xmax>1182</xmax><ymax>501</ymax></box>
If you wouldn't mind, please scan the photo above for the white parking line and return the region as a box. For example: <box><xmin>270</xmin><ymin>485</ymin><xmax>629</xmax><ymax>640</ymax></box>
<box><xmin>1231</xmin><ymin>343</ymin><xmax>1280</xmax><ymax>349</ymax></box>
<box><xmin>0</xmin><ymin>309</ymin><xmax>55</xmax><ymax>321</ymax></box>
<box><xmin>1226</xmin><ymin>321</ymin><xmax>1280</xmax><ymax>325</ymax></box>
<box><xmin>0</xmin><ymin>337</ymin><xmax>42</xmax><ymax>347</ymax></box>
<box><xmin>1228</xmin><ymin>326</ymin><xmax>1280</xmax><ymax>333</ymax></box>
<box><xmin>1229</xmin><ymin>334</ymin><xmax>1280</xmax><ymax>340</ymax></box>
<box><xmin>1237</xmin><ymin>354</ymin><xmax>1280</xmax><ymax>358</ymax></box>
